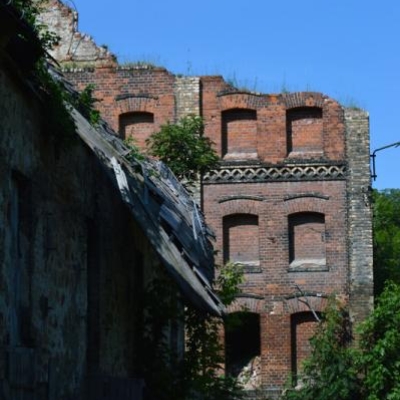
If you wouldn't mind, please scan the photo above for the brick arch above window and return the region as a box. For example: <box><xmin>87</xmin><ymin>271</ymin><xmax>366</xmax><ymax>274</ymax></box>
<box><xmin>282</xmin><ymin>92</ymin><xmax>325</xmax><ymax>109</ymax></box>
<box><xmin>283</xmin><ymin>196</ymin><xmax>328</xmax><ymax>216</ymax></box>
<box><xmin>219</xmin><ymin>198</ymin><xmax>263</xmax><ymax>217</ymax></box>
<box><xmin>116</xmin><ymin>95</ymin><xmax>157</xmax><ymax>115</ymax></box>
<box><xmin>221</xmin><ymin>108</ymin><xmax>258</xmax><ymax>160</ymax></box>
<box><xmin>218</xmin><ymin>92</ymin><xmax>265</xmax><ymax>110</ymax></box>
<box><xmin>218</xmin><ymin>195</ymin><xmax>265</xmax><ymax>203</ymax></box>
<box><xmin>227</xmin><ymin>296</ymin><xmax>264</xmax><ymax>314</ymax></box>
<box><xmin>285</xmin><ymin>295</ymin><xmax>328</xmax><ymax>315</ymax></box>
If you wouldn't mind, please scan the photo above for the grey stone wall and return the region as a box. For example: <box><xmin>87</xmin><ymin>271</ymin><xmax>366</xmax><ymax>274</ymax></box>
<box><xmin>345</xmin><ymin>108</ymin><xmax>374</xmax><ymax>325</ymax></box>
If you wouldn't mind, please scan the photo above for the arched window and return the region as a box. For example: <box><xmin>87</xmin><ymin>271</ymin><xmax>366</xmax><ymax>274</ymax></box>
<box><xmin>288</xmin><ymin>212</ymin><xmax>326</xmax><ymax>270</ymax></box>
<box><xmin>221</xmin><ymin>108</ymin><xmax>257</xmax><ymax>159</ymax></box>
<box><xmin>286</xmin><ymin>107</ymin><xmax>323</xmax><ymax>156</ymax></box>
<box><xmin>119</xmin><ymin>112</ymin><xmax>154</xmax><ymax>149</ymax></box>
<box><xmin>223</xmin><ymin>214</ymin><xmax>259</xmax><ymax>268</ymax></box>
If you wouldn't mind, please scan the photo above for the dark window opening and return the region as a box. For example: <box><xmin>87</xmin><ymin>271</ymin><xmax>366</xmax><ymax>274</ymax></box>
<box><xmin>225</xmin><ymin>312</ymin><xmax>261</xmax><ymax>378</ymax></box>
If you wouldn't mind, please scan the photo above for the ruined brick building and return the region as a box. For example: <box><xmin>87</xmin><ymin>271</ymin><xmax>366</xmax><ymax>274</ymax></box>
<box><xmin>0</xmin><ymin>1</ymin><xmax>224</xmax><ymax>399</ymax></box>
<box><xmin>42</xmin><ymin>0</ymin><xmax>374</xmax><ymax>397</ymax></box>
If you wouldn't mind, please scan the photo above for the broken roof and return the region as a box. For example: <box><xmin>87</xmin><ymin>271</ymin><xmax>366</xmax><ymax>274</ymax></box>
<box><xmin>49</xmin><ymin>67</ymin><xmax>225</xmax><ymax>317</ymax></box>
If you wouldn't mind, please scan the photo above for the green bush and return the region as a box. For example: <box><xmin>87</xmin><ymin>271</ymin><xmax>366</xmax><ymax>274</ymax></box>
<box><xmin>146</xmin><ymin>116</ymin><xmax>219</xmax><ymax>183</ymax></box>
<box><xmin>282</xmin><ymin>282</ymin><xmax>400</xmax><ymax>400</ymax></box>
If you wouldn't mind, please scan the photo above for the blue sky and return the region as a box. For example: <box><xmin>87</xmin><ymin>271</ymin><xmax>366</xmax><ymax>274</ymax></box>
<box><xmin>67</xmin><ymin>0</ymin><xmax>400</xmax><ymax>190</ymax></box>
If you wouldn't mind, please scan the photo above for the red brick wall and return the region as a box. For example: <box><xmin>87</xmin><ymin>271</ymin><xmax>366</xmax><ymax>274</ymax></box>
<box><xmin>204</xmin><ymin>180</ymin><xmax>347</xmax><ymax>388</ymax></box>
<box><xmin>64</xmin><ymin>67</ymin><xmax>176</xmax><ymax>135</ymax></box>
<box><xmin>261</xmin><ymin>314</ymin><xmax>291</xmax><ymax>387</ymax></box>
<box><xmin>200</xmin><ymin>80</ymin><xmax>345</xmax><ymax>163</ymax></box>
<box><xmin>204</xmin><ymin>181</ymin><xmax>347</xmax><ymax>295</ymax></box>
<box><xmin>64</xmin><ymin>66</ymin><xmax>350</xmax><ymax>394</ymax></box>
<box><xmin>291</xmin><ymin>312</ymin><xmax>318</xmax><ymax>377</ymax></box>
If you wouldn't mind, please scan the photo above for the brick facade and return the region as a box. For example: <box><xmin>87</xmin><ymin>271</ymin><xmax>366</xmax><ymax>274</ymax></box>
<box><xmin>44</xmin><ymin>1</ymin><xmax>373</xmax><ymax>396</ymax></box>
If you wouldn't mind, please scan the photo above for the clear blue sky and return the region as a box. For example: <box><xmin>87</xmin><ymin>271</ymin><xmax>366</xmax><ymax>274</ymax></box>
<box><xmin>67</xmin><ymin>0</ymin><xmax>399</xmax><ymax>190</ymax></box>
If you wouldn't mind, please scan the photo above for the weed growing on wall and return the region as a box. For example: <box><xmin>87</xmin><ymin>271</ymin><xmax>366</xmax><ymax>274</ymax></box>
<box><xmin>13</xmin><ymin>0</ymin><xmax>59</xmax><ymax>51</ymax></box>
<box><xmin>12</xmin><ymin>0</ymin><xmax>104</xmax><ymax>147</ymax></box>
<box><xmin>73</xmin><ymin>84</ymin><xmax>101</xmax><ymax>126</ymax></box>
<box><xmin>123</xmin><ymin>137</ymin><xmax>146</xmax><ymax>162</ymax></box>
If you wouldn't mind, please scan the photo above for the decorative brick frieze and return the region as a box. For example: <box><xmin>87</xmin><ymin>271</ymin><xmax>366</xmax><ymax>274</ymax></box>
<box><xmin>203</xmin><ymin>163</ymin><xmax>346</xmax><ymax>184</ymax></box>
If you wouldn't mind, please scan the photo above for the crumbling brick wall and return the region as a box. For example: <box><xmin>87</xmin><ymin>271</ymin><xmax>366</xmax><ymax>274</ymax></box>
<box><xmin>63</xmin><ymin>72</ymin><xmax>372</xmax><ymax>398</ymax></box>
<box><xmin>42</xmin><ymin>1</ymin><xmax>373</xmax><ymax>397</ymax></box>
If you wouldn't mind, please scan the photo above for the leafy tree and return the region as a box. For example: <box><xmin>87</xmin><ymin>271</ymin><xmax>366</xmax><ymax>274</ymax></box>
<box><xmin>373</xmin><ymin>189</ymin><xmax>400</xmax><ymax>295</ymax></box>
<box><xmin>358</xmin><ymin>281</ymin><xmax>400</xmax><ymax>400</ymax></box>
<box><xmin>282</xmin><ymin>282</ymin><xmax>400</xmax><ymax>400</ymax></box>
<box><xmin>141</xmin><ymin>263</ymin><xmax>244</xmax><ymax>400</ymax></box>
<box><xmin>283</xmin><ymin>298</ymin><xmax>360</xmax><ymax>400</ymax></box>
<box><xmin>146</xmin><ymin>116</ymin><xmax>219</xmax><ymax>183</ymax></box>
<box><xmin>180</xmin><ymin>262</ymin><xmax>244</xmax><ymax>400</ymax></box>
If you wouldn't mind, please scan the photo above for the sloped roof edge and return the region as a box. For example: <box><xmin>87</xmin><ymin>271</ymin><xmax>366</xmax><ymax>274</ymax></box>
<box><xmin>1</xmin><ymin>0</ymin><xmax>224</xmax><ymax>315</ymax></box>
<box><xmin>70</xmin><ymin>108</ymin><xmax>225</xmax><ymax>317</ymax></box>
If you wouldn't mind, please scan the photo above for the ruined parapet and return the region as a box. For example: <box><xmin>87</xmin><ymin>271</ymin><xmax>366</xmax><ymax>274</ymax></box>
<box><xmin>38</xmin><ymin>0</ymin><xmax>116</xmax><ymax>66</ymax></box>
<box><xmin>173</xmin><ymin>76</ymin><xmax>203</xmax><ymax>204</ymax></box>
<box><xmin>345</xmin><ymin>108</ymin><xmax>374</xmax><ymax>325</ymax></box>
<box><xmin>174</xmin><ymin>76</ymin><xmax>201</xmax><ymax>120</ymax></box>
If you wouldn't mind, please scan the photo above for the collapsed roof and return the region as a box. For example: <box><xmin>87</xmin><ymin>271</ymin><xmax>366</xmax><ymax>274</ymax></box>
<box><xmin>0</xmin><ymin>0</ymin><xmax>225</xmax><ymax>317</ymax></box>
<box><xmin>52</xmin><ymin>64</ymin><xmax>225</xmax><ymax>316</ymax></box>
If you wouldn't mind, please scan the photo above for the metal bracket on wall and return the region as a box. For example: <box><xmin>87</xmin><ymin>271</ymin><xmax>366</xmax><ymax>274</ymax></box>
<box><xmin>371</xmin><ymin>141</ymin><xmax>400</xmax><ymax>180</ymax></box>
